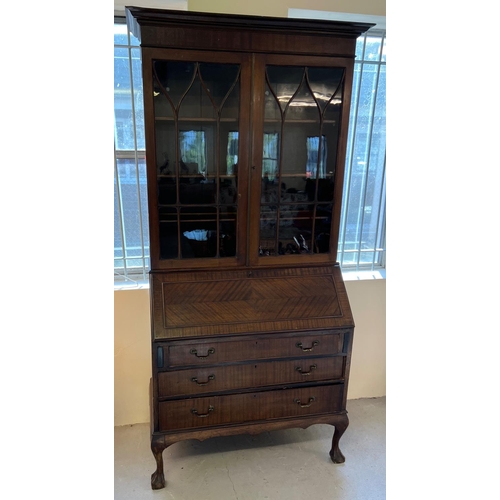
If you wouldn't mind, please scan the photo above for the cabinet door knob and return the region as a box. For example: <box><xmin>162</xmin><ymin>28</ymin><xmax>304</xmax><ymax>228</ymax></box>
<box><xmin>294</xmin><ymin>397</ymin><xmax>316</xmax><ymax>408</ymax></box>
<box><xmin>191</xmin><ymin>405</ymin><xmax>215</xmax><ymax>417</ymax></box>
<box><xmin>295</xmin><ymin>340</ymin><xmax>319</xmax><ymax>351</ymax></box>
<box><xmin>190</xmin><ymin>347</ymin><xmax>215</xmax><ymax>358</ymax></box>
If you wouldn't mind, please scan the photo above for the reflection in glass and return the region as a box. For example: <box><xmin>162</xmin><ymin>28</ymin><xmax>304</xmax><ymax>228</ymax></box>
<box><xmin>226</xmin><ymin>131</ymin><xmax>238</xmax><ymax>175</ymax></box>
<box><xmin>159</xmin><ymin>208</ymin><xmax>178</xmax><ymax>259</ymax></box>
<box><xmin>262</xmin><ymin>133</ymin><xmax>279</xmax><ymax>180</ymax></box>
<box><xmin>306</xmin><ymin>136</ymin><xmax>327</xmax><ymax>178</ymax></box>
<box><xmin>179</xmin><ymin>130</ymin><xmax>207</xmax><ymax>175</ymax></box>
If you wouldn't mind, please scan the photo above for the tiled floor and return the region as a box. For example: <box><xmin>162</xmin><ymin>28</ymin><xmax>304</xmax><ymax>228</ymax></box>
<box><xmin>115</xmin><ymin>397</ymin><xmax>385</xmax><ymax>500</ymax></box>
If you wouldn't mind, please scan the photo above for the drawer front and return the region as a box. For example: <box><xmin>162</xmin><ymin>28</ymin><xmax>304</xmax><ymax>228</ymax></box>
<box><xmin>158</xmin><ymin>384</ymin><xmax>343</xmax><ymax>432</ymax></box>
<box><xmin>165</xmin><ymin>331</ymin><xmax>345</xmax><ymax>368</ymax></box>
<box><xmin>158</xmin><ymin>356</ymin><xmax>344</xmax><ymax>397</ymax></box>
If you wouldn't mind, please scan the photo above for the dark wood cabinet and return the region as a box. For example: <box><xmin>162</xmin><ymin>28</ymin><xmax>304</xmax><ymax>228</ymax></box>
<box><xmin>126</xmin><ymin>6</ymin><xmax>373</xmax><ymax>490</ymax></box>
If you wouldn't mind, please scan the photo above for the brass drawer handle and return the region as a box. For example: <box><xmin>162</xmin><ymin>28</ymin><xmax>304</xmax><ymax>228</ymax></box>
<box><xmin>191</xmin><ymin>405</ymin><xmax>214</xmax><ymax>417</ymax></box>
<box><xmin>294</xmin><ymin>397</ymin><xmax>316</xmax><ymax>408</ymax></box>
<box><xmin>296</xmin><ymin>364</ymin><xmax>317</xmax><ymax>375</ymax></box>
<box><xmin>190</xmin><ymin>347</ymin><xmax>215</xmax><ymax>358</ymax></box>
<box><xmin>295</xmin><ymin>340</ymin><xmax>319</xmax><ymax>352</ymax></box>
<box><xmin>191</xmin><ymin>375</ymin><xmax>215</xmax><ymax>386</ymax></box>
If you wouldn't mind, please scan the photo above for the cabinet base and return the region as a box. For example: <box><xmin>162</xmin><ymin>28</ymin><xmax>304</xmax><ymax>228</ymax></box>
<box><xmin>150</xmin><ymin>413</ymin><xmax>349</xmax><ymax>490</ymax></box>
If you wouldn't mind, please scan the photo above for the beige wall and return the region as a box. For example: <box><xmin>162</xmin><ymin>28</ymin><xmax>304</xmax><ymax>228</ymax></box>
<box><xmin>114</xmin><ymin>0</ymin><xmax>386</xmax><ymax>427</ymax></box>
<box><xmin>188</xmin><ymin>0</ymin><xmax>385</xmax><ymax>17</ymax></box>
<box><xmin>114</xmin><ymin>288</ymin><xmax>152</xmax><ymax>426</ymax></box>
<box><xmin>115</xmin><ymin>0</ymin><xmax>385</xmax><ymax>18</ymax></box>
<box><xmin>114</xmin><ymin>278</ymin><xmax>385</xmax><ymax>426</ymax></box>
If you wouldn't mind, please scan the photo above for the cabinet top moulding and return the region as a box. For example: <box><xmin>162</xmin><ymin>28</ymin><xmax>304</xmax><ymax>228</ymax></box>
<box><xmin>125</xmin><ymin>7</ymin><xmax>374</xmax><ymax>57</ymax></box>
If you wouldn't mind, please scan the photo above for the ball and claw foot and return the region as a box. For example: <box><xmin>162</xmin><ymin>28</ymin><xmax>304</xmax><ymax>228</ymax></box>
<box><xmin>329</xmin><ymin>447</ymin><xmax>346</xmax><ymax>464</ymax></box>
<box><xmin>151</xmin><ymin>436</ymin><xmax>167</xmax><ymax>490</ymax></box>
<box><xmin>151</xmin><ymin>470</ymin><xmax>166</xmax><ymax>490</ymax></box>
<box><xmin>329</xmin><ymin>415</ymin><xmax>349</xmax><ymax>464</ymax></box>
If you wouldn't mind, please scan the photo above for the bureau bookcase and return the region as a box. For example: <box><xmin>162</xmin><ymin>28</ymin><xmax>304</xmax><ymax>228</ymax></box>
<box><xmin>125</xmin><ymin>7</ymin><xmax>373</xmax><ymax>489</ymax></box>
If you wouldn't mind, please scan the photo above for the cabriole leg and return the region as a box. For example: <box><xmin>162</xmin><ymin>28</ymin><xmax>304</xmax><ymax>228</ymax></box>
<box><xmin>151</xmin><ymin>435</ymin><xmax>167</xmax><ymax>490</ymax></box>
<box><xmin>330</xmin><ymin>414</ymin><xmax>349</xmax><ymax>463</ymax></box>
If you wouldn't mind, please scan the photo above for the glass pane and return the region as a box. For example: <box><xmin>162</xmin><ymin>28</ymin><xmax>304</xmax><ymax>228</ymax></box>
<box><xmin>152</xmin><ymin>59</ymin><xmax>241</xmax><ymax>261</ymax></box>
<box><xmin>364</xmin><ymin>36</ymin><xmax>382</xmax><ymax>62</ymax></box>
<box><xmin>219</xmin><ymin>73</ymin><xmax>240</xmax><ymax>176</ymax></box>
<box><xmin>355</xmin><ymin>37</ymin><xmax>365</xmax><ymax>61</ymax></box>
<box><xmin>178</xmin><ymin>71</ymin><xmax>216</xmax><ymax>121</ymax></box>
<box><xmin>345</xmin><ymin>62</ymin><xmax>379</xmax><ymax>251</ymax></box>
<box><xmin>262</xmin><ymin>131</ymin><xmax>279</xmax><ymax>181</ymax></box>
<box><xmin>153</xmin><ymin>61</ymin><xmax>195</xmax><ymax>111</ymax></box>
<box><xmin>114</xmin><ymin>24</ymin><xmax>149</xmax><ymax>281</ymax></box>
<box><xmin>260</xmin><ymin>65</ymin><xmax>345</xmax><ymax>258</ymax></box>
<box><xmin>285</xmin><ymin>78</ymin><xmax>319</xmax><ymax>122</ymax></box>
<box><xmin>220</xmin><ymin>206</ymin><xmax>237</xmax><ymax>257</ymax></box>
<box><xmin>180</xmin><ymin>207</ymin><xmax>217</xmax><ymax>258</ymax></box>
<box><xmin>282</xmin><ymin>122</ymin><xmax>312</xmax><ymax>178</ymax></box>
<box><xmin>278</xmin><ymin>215</ymin><xmax>312</xmax><ymax>255</ymax></box>
<box><xmin>219</xmin><ymin>180</ymin><xmax>238</xmax><ymax>205</ymax></box>
<box><xmin>155</xmin><ymin>121</ymin><xmax>176</xmax><ymax>176</ymax></box>
<box><xmin>114</xmin><ymin>176</ymin><xmax>124</xmax><ymax>260</ymax></box>
<box><xmin>199</xmin><ymin>63</ymin><xmax>240</xmax><ymax>117</ymax></box>
<box><xmin>266</xmin><ymin>66</ymin><xmax>304</xmax><ymax>113</ymax></box>
<box><xmin>179</xmin><ymin>176</ymin><xmax>217</xmax><ymax>204</ymax></box>
<box><xmin>314</xmin><ymin>204</ymin><xmax>332</xmax><ymax>253</ymax></box>
<box><xmin>359</xmin><ymin>65</ymin><xmax>386</xmax><ymax>259</ymax></box>
<box><xmin>179</xmin><ymin>129</ymin><xmax>210</xmax><ymax>180</ymax></box>
<box><xmin>116</xmin><ymin>159</ymin><xmax>148</xmax><ymax>260</ymax></box>
<box><xmin>260</xmin><ymin>204</ymin><xmax>277</xmax><ymax>250</ymax></box>
<box><xmin>114</xmin><ymin>48</ymin><xmax>134</xmax><ymax>150</ymax></box>
<box><xmin>340</xmin><ymin>39</ymin><xmax>387</xmax><ymax>270</ymax></box>
<box><xmin>131</xmin><ymin>48</ymin><xmax>145</xmax><ymax>150</ymax></box>
<box><xmin>158</xmin><ymin>176</ymin><xmax>177</xmax><ymax>205</ymax></box>
<box><xmin>225</xmin><ymin>131</ymin><xmax>239</xmax><ymax>177</ymax></box>
<box><xmin>129</xmin><ymin>30</ymin><xmax>140</xmax><ymax>46</ymax></box>
<box><xmin>159</xmin><ymin>208</ymin><xmax>178</xmax><ymax>259</ymax></box>
<box><xmin>114</xmin><ymin>23</ymin><xmax>128</xmax><ymax>46</ymax></box>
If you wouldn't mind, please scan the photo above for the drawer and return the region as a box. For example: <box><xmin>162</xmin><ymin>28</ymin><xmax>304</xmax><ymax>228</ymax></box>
<box><xmin>162</xmin><ymin>331</ymin><xmax>346</xmax><ymax>368</ymax></box>
<box><xmin>158</xmin><ymin>356</ymin><xmax>344</xmax><ymax>397</ymax></box>
<box><xmin>158</xmin><ymin>384</ymin><xmax>343</xmax><ymax>432</ymax></box>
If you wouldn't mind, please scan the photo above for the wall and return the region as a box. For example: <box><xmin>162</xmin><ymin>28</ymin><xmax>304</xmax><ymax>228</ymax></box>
<box><xmin>114</xmin><ymin>278</ymin><xmax>385</xmax><ymax>426</ymax></box>
<box><xmin>114</xmin><ymin>0</ymin><xmax>385</xmax><ymax>18</ymax></box>
<box><xmin>114</xmin><ymin>0</ymin><xmax>386</xmax><ymax>427</ymax></box>
<box><xmin>188</xmin><ymin>0</ymin><xmax>385</xmax><ymax>17</ymax></box>
<box><xmin>114</xmin><ymin>288</ymin><xmax>151</xmax><ymax>426</ymax></box>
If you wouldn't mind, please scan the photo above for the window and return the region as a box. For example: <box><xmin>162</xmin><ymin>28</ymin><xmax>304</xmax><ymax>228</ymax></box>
<box><xmin>113</xmin><ymin>19</ymin><xmax>386</xmax><ymax>283</ymax></box>
<box><xmin>114</xmin><ymin>21</ymin><xmax>149</xmax><ymax>284</ymax></box>
<box><xmin>339</xmin><ymin>31</ymin><xmax>386</xmax><ymax>271</ymax></box>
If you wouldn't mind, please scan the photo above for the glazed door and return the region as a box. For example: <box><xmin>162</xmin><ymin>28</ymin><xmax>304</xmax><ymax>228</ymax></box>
<box><xmin>249</xmin><ymin>54</ymin><xmax>354</xmax><ymax>266</ymax></box>
<box><xmin>142</xmin><ymin>48</ymin><xmax>251</xmax><ymax>269</ymax></box>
